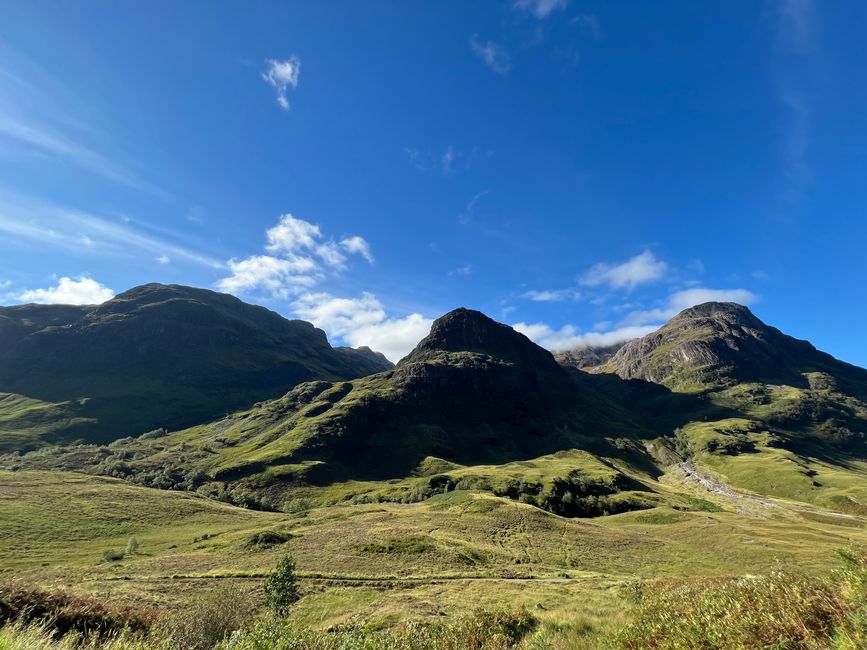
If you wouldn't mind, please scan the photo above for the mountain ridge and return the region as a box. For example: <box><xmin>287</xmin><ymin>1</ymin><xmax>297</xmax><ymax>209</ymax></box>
<box><xmin>0</xmin><ymin>283</ymin><xmax>393</xmax><ymax>450</ymax></box>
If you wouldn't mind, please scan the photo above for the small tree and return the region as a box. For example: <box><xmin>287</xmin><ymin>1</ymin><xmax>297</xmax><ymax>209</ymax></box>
<box><xmin>263</xmin><ymin>555</ymin><xmax>300</xmax><ymax>617</ymax></box>
<box><xmin>126</xmin><ymin>536</ymin><xmax>140</xmax><ymax>556</ymax></box>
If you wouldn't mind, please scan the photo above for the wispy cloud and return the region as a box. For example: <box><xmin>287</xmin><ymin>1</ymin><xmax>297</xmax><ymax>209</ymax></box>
<box><xmin>470</xmin><ymin>35</ymin><xmax>511</xmax><ymax>74</ymax></box>
<box><xmin>521</xmin><ymin>288</ymin><xmax>581</xmax><ymax>302</ymax></box>
<box><xmin>571</xmin><ymin>14</ymin><xmax>601</xmax><ymax>39</ymax></box>
<box><xmin>514</xmin><ymin>0</ymin><xmax>568</xmax><ymax>19</ymax></box>
<box><xmin>0</xmin><ymin>115</ymin><xmax>170</xmax><ymax>198</ymax></box>
<box><xmin>340</xmin><ymin>236</ymin><xmax>374</xmax><ymax>264</ymax></box>
<box><xmin>581</xmin><ymin>250</ymin><xmax>668</xmax><ymax>291</ymax></box>
<box><xmin>18</xmin><ymin>276</ymin><xmax>114</xmax><ymax>305</ymax></box>
<box><xmin>773</xmin><ymin>0</ymin><xmax>816</xmax><ymax>203</ymax></box>
<box><xmin>406</xmin><ymin>146</ymin><xmax>480</xmax><ymax>175</ymax></box>
<box><xmin>262</xmin><ymin>57</ymin><xmax>301</xmax><ymax>110</ymax></box>
<box><xmin>0</xmin><ymin>190</ymin><xmax>223</xmax><ymax>268</ymax></box>
<box><xmin>514</xmin><ymin>321</ymin><xmax>656</xmax><ymax>351</ymax></box>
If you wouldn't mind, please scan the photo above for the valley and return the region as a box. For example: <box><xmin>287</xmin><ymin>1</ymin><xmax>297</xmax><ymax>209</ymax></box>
<box><xmin>2</xmin><ymin>285</ymin><xmax>867</xmax><ymax>647</ymax></box>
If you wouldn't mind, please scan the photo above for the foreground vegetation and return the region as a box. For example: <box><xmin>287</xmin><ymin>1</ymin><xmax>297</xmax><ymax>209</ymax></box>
<box><xmin>4</xmin><ymin>549</ymin><xmax>867</xmax><ymax>649</ymax></box>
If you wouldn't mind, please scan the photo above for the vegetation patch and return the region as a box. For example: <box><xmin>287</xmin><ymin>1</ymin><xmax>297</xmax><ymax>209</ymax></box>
<box><xmin>360</xmin><ymin>536</ymin><xmax>434</xmax><ymax>555</ymax></box>
<box><xmin>617</xmin><ymin>549</ymin><xmax>867</xmax><ymax>649</ymax></box>
<box><xmin>242</xmin><ymin>530</ymin><xmax>292</xmax><ymax>550</ymax></box>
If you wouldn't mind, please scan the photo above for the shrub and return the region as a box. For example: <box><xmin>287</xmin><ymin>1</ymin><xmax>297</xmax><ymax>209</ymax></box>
<box><xmin>153</xmin><ymin>584</ymin><xmax>256</xmax><ymax>650</ymax></box>
<box><xmin>125</xmin><ymin>537</ymin><xmax>140</xmax><ymax>556</ymax></box>
<box><xmin>219</xmin><ymin>607</ymin><xmax>537</xmax><ymax>650</ymax></box>
<box><xmin>102</xmin><ymin>549</ymin><xmax>125</xmax><ymax>563</ymax></box>
<box><xmin>263</xmin><ymin>555</ymin><xmax>300</xmax><ymax>617</ymax></box>
<box><xmin>243</xmin><ymin>531</ymin><xmax>291</xmax><ymax>550</ymax></box>
<box><xmin>0</xmin><ymin>580</ymin><xmax>157</xmax><ymax>637</ymax></box>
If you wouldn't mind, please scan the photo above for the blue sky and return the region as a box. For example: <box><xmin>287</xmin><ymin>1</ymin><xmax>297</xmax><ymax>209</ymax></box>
<box><xmin>1</xmin><ymin>1</ymin><xmax>866</xmax><ymax>364</ymax></box>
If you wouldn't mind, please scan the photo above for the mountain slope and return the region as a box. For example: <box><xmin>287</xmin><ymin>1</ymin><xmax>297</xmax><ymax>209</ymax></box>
<box><xmin>603</xmin><ymin>302</ymin><xmax>867</xmax><ymax>396</ymax></box>
<box><xmin>0</xmin><ymin>284</ymin><xmax>392</xmax><ymax>450</ymax></box>
<box><xmin>5</xmin><ymin>308</ymin><xmax>674</xmax><ymax>517</ymax></box>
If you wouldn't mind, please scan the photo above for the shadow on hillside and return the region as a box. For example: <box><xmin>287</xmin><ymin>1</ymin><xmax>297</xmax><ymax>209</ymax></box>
<box><xmin>293</xmin><ymin>367</ymin><xmax>743</xmax><ymax>485</ymax></box>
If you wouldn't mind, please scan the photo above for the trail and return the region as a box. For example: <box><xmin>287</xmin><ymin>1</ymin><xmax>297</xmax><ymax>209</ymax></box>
<box><xmin>673</xmin><ymin>461</ymin><xmax>854</xmax><ymax>519</ymax></box>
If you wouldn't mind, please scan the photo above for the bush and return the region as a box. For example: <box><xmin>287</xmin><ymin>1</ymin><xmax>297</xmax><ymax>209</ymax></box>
<box><xmin>102</xmin><ymin>549</ymin><xmax>125</xmax><ymax>562</ymax></box>
<box><xmin>263</xmin><ymin>556</ymin><xmax>300</xmax><ymax>617</ymax></box>
<box><xmin>0</xmin><ymin>580</ymin><xmax>157</xmax><ymax>637</ymax></box>
<box><xmin>219</xmin><ymin>607</ymin><xmax>537</xmax><ymax>650</ymax></box>
<box><xmin>153</xmin><ymin>584</ymin><xmax>256</xmax><ymax>650</ymax></box>
<box><xmin>243</xmin><ymin>531</ymin><xmax>291</xmax><ymax>550</ymax></box>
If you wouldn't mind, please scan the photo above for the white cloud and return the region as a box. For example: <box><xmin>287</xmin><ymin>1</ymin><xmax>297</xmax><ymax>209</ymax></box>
<box><xmin>218</xmin><ymin>214</ymin><xmax>373</xmax><ymax>299</ymax></box>
<box><xmin>450</xmin><ymin>265</ymin><xmax>473</xmax><ymax>277</ymax></box>
<box><xmin>340</xmin><ymin>236</ymin><xmax>374</xmax><ymax>263</ymax></box>
<box><xmin>514</xmin><ymin>0</ymin><xmax>567</xmax><ymax>19</ymax></box>
<box><xmin>18</xmin><ymin>276</ymin><xmax>114</xmax><ymax>305</ymax></box>
<box><xmin>442</xmin><ymin>146</ymin><xmax>455</xmax><ymax>174</ymax></box>
<box><xmin>513</xmin><ymin>321</ymin><xmax>656</xmax><ymax>351</ymax></box>
<box><xmin>522</xmin><ymin>289</ymin><xmax>580</xmax><ymax>302</ymax></box>
<box><xmin>265</xmin><ymin>214</ymin><xmax>321</xmax><ymax>255</ymax></box>
<box><xmin>514</xmin><ymin>286</ymin><xmax>759</xmax><ymax>352</ymax></box>
<box><xmin>470</xmin><ymin>35</ymin><xmax>511</xmax><ymax>74</ymax></box>
<box><xmin>315</xmin><ymin>241</ymin><xmax>347</xmax><ymax>270</ymax></box>
<box><xmin>156</xmin><ymin>254</ymin><xmax>170</xmax><ymax>264</ymax></box>
<box><xmin>293</xmin><ymin>292</ymin><xmax>432</xmax><ymax>362</ymax></box>
<box><xmin>581</xmin><ymin>250</ymin><xmax>668</xmax><ymax>290</ymax></box>
<box><xmin>262</xmin><ymin>57</ymin><xmax>301</xmax><ymax>110</ymax></box>
<box><xmin>217</xmin><ymin>255</ymin><xmax>317</xmax><ymax>299</ymax></box>
<box><xmin>622</xmin><ymin>287</ymin><xmax>760</xmax><ymax>326</ymax></box>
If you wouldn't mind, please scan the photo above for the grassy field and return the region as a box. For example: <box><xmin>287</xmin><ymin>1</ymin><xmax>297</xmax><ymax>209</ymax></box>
<box><xmin>3</xmin><ymin>460</ymin><xmax>867</xmax><ymax>646</ymax></box>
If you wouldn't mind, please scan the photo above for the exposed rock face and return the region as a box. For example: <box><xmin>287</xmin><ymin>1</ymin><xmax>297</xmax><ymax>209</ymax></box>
<box><xmin>0</xmin><ymin>283</ymin><xmax>393</xmax><ymax>444</ymax></box>
<box><xmin>555</xmin><ymin>343</ymin><xmax>625</xmax><ymax>370</ymax></box>
<box><xmin>605</xmin><ymin>302</ymin><xmax>858</xmax><ymax>388</ymax></box>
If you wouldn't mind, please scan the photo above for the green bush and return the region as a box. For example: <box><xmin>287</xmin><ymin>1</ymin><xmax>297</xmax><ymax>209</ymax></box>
<box><xmin>153</xmin><ymin>585</ymin><xmax>256</xmax><ymax>650</ymax></box>
<box><xmin>219</xmin><ymin>608</ymin><xmax>537</xmax><ymax>650</ymax></box>
<box><xmin>263</xmin><ymin>556</ymin><xmax>300</xmax><ymax>617</ymax></box>
<box><xmin>102</xmin><ymin>549</ymin><xmax>125</xmax><ymax>563</ymax></box>
<box><xmin>243</xmin><ymin>531</ymin><xmax>291</xmax><ymax>550</ymax></box>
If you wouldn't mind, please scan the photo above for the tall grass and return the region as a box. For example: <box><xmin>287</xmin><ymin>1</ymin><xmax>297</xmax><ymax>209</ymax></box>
<box><xmin>617</xmin><ymin>549</ymin><xmax>867</xmax><ymax>649</ymax></box>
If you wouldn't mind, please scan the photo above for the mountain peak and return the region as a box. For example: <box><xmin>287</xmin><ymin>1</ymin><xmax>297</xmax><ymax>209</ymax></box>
<box><xmin>673</xmin><ymin>301</ymin><xmax>757</xmax><ymax>322</ymax></box>
<box><xmin>605</xmin><ymin>301</ymin><xmax>826</xmax><ymax>386</ymax></box>
<box><xmin>404</xmin><ymin>308</ymin><xmax>557</xmax><ymax>370</ymax></box>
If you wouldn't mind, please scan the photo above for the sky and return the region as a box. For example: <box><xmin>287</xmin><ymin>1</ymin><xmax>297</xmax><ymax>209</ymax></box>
<box><xmin>1</xmin><ymin>1</ymin><xmax>866</xmax><ymax>365</ymax></box>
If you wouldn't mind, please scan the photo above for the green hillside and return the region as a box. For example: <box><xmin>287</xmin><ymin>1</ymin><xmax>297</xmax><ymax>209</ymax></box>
<box><xmin>0</xmin><ymin>284</ymin><xmax>392</xmax><ymax>451</ymax></box>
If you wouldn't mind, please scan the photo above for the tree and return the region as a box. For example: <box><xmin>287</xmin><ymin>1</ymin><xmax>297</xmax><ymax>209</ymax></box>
<box><xmin>263</xmin><ymin>555</ymin><xmax>300</xmax><ymax>616</ymax></box>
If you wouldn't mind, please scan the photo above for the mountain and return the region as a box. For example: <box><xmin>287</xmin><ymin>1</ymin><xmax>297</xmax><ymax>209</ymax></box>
<box><xmin>603</xmin><ymin>302</ymin><xmax>867</xmax><ymax>395</ymax></box>
<box><xmin>554</xmin><ymin>343</ymin><xmax>624</xmax><ymax>370</ymax></box>
<box><xmin>7</xmin><ymin>308</ymin><xmax>668</xmax><ymax>515</ymax></box>
<box><xmin>596</xmin><ymin>302</ymin><xmax>867</xmax><ymax>452</ymax></box>
<box><xmin>6</xmin><ymin>299</ymin><xmax>867</xmax><ymax>521</ymax></box>
<box><xmin>0</xmin><ymin>283</ymin><xmax>392</xmax><ymax>450</ymax></box>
